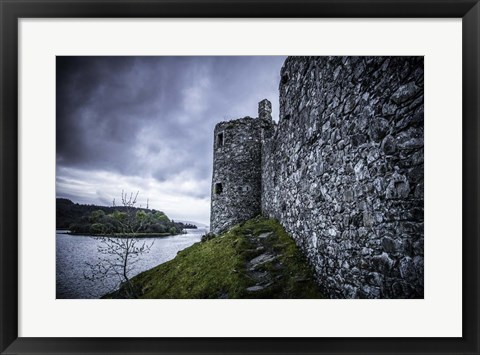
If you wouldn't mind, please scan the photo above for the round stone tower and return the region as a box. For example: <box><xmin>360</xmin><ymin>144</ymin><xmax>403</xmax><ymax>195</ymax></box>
<box><xmin>210</xmin><ymin>100</ymin><xmax>272</xmax><ymax>234</ymax></box>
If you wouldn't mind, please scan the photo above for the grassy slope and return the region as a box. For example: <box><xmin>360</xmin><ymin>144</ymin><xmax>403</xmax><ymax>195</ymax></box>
<box><xmin>108</xmin><ymin>216</ymin><xmax>323</xmax><ymax>299</ymax></box>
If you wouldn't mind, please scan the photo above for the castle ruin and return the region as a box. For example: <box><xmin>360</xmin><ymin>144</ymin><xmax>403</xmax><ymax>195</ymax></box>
<box><xmin>210</xmin><ymin>56</ymin><xmax>424</xmax><ymax>299</ymax></box>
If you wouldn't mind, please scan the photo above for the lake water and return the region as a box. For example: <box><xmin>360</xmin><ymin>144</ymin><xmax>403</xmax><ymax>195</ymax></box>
<box><xmin>56</xmin><ymin>228</ymin><xmax>206</xmax><ymax>299</ymax></box>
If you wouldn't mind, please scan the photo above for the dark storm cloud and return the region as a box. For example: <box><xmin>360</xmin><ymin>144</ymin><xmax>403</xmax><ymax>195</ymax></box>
<box><xmin>56</xmin><ymin>56</ymin><xmax>285</xmax><ymax>223</ymax></box>
<box><xmin>57</xmin><ymin>56</ymin><xmax>285</xmax><ymax>178</ymax></box>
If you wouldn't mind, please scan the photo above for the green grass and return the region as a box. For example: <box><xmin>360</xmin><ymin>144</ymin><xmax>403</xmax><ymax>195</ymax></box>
<box><xmin>106</xmin><ymin>216</ymin><xmax>323</xmax><ymax>299</ymax></box>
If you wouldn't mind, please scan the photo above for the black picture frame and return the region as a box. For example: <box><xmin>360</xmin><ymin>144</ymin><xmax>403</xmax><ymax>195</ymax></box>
<box><xmin>1</xmin><ymin>1</ymin><xmax>479</xmax><ymax>354</ymax></box>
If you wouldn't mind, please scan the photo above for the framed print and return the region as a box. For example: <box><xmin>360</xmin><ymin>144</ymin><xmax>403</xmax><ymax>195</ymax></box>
<box><xmin>1</xmin><ymin>0</ymin><xmax>479</xmax><ymax>354</ymax></box>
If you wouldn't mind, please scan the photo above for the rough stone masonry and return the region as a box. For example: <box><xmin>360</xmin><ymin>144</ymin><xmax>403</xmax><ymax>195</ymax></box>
<box><xmin>211</xmin><ymin>57</ymin><xmax>424</xmax><ymax>298</ymax></box>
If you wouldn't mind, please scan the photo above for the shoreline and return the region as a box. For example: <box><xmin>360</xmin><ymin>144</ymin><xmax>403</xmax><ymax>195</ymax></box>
<box><xmin>56</xmin><ymin>229</ymin><xmax>199</xmax><ymax>238</ymax></box>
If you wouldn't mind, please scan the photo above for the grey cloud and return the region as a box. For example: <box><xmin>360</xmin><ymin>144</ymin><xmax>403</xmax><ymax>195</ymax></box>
<box><xmin>56</xmin><ymin>56</ymin><xmax>286</xmax><ymax>221</ymax></box>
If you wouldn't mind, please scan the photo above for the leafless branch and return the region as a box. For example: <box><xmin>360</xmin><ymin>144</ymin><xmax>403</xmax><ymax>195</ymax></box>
<box><xmin>83</xmin><ymin>191</ymin><xmax>154</xmax><ymax>298</ymax></box>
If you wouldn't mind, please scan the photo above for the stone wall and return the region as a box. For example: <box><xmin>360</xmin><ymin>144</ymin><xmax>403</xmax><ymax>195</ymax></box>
<box><xmin>261</xmin><ymin>57</ymin><xmax>424</xmax><ymax>298</ymax></box>
<box><xmin>210</xmin><ymin>115</ymin><xmax>273</xmax><ymax>234</ymax></box>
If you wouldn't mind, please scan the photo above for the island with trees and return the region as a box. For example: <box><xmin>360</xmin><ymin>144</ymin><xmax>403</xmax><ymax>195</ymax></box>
<box><xmin>56</xmin><ymin>197</ymin><xmax>197</xmax><ymax>237</ymax></box>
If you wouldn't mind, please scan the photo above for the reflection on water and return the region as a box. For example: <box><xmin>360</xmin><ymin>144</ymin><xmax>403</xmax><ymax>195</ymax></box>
<box><xmin>56</xmin><ymin>228</ymin><xmax>205</xmax><ymax>299</ymax></box>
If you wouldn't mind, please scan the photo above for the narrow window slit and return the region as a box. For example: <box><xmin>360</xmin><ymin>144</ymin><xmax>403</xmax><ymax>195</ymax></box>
<box><xmin>216</xmin><ymin>132</ymin><xmax>224</xmax><ymax>148</ymax></box>
<box><xmin>214</xmin><ymin>183</ymin><xmax>223</xmax><ymax>195</ymax></box>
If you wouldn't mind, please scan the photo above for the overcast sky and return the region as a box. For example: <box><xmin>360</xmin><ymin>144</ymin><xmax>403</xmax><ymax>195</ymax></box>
<box><xmin>56</xmin><ymin>56</ymin><xmax>286</xmax><ymax>225</ymax></box>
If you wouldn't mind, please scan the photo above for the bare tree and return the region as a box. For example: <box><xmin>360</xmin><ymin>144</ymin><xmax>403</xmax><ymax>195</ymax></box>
<box><xmin>84</xmin><ymin>191</ymin><xmax>154</xmax><ymax>298</ymax></box>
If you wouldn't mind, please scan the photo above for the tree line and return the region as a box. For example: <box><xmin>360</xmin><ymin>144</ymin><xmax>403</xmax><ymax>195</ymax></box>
<box><xmin>57</xmin><ymin>198</ymin><xmax>196</xmax><ymax>236</ymax></box>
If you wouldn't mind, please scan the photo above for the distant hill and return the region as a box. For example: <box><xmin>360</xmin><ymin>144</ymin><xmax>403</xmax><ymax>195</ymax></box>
<box><xmin>174</xmin><ymin>220</ymin><xmax>209</xmax><ymax>229</ymax></box>
<box><xmin>56</xmin><ymin>198</ymin><xmax>196</xmax><ymax>235</ymax></box>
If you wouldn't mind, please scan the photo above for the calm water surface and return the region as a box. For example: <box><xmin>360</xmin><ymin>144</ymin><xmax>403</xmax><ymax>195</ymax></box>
<box><xmin>56</xmin><ymin>228</ymin><xmax>205</xmax><ymax>299</ymax></box>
